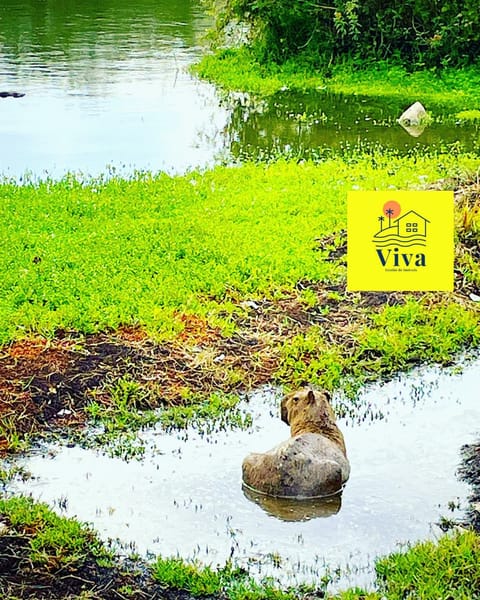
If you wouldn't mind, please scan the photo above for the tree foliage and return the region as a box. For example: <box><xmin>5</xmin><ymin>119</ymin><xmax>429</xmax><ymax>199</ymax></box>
<box><xmin>209</xmin><ymin>0</ymin><xmax>480</xmax><ymax>67</ymax></box>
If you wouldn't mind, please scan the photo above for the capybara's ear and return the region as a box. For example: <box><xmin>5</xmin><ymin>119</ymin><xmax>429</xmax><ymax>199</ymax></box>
<box><xmin>280</xmin><ymin>397</ymin><xmax>289</xmax><ymax>424</ymax></box>
<box><xmin>307</xmin><ymin>389</ymin><xmax>315</xmax><ymax>404</ymax></box>
<box><xmin>324</xmin><ymin>390</ymin><xmax>332</xmax><ymax>402</ymax></box>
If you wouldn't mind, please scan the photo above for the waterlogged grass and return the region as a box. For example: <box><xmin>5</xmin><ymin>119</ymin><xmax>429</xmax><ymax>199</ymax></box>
<box><xmin>150</xmin><ymin>532</ymin><xmax>480</xmax><ymax>600</ymax></box>
<box><xmin>85</xmin><ymin>382</ymin><xmax>251</xmax><ymax>458</ymax></box>
<box><xmin>152</xmin><ymin>556</ymin><xmax>309</xmax><ymax>599</ymax></box>
<box><xmin>1</xmin><ymin>153</ymin><xmax>478</xmax><ymax>344</ymax></box>
<box><xmin>195</xmin><ymin>48</ymin><xmax>480</xmax><ymax>112</ymax></box>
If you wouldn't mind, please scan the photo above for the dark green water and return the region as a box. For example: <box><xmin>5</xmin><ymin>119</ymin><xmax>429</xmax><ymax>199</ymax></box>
<box><xmin>227</xmin><ymin>91</ymin><xmax>480</xmax><ymax>162</ymax></box>
<box><xmin>0</xmin><ymin>0</ymin><xmax>478</xmax><ymax>178</ymax></box>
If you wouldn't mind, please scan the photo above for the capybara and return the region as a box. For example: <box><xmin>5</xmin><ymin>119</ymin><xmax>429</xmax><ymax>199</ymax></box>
<box><xmin>242</xmin><ymin>387</ymin><xmax>350</xmax><ymax>498</ymax></box>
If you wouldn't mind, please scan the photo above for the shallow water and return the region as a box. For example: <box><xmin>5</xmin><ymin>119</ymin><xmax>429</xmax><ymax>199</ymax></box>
<box><xmin>0</xmin><ymin>1</ymin><xmax>478</xmax><ymax>179</ymax></box>
<box><xmin>227</xmin><ymin>91</ymin><xmax>480</xmax><ymax>162</ymax></box>
<box><xmin>10</xmin><ymin>358</ymin><xmax>480</xmax><ymax>591</ymax></box>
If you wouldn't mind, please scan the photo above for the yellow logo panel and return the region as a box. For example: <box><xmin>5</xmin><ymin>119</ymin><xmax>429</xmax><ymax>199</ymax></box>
<box><xmin>347</xmin><ymin>191</ymin><xmax>454</xmax><ymax>291</ymax></box>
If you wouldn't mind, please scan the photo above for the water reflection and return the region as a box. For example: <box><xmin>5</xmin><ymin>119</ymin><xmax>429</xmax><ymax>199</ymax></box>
<box><xmin>9</xmin><ymin>359</ymin><xmax>480</xmax><ymax>591</ymax></box>
<box><xmin>0</xmin><ymin>1</ymin><xmax>479</xmax><ymax>178</ymax></box>
<box><xmin>0</xmin><ymin>0</ymin><xmax>203</xmax><ymax>79</ymax></box>
<box><xmin>243</xmin><ymin>485</ymin><xmax>342</xmax><ymax>522</ymax></box>
<box><xmin>0</xmin><ymin>0</ymin><xmax>227</xmax><ymax>177</ymax></box>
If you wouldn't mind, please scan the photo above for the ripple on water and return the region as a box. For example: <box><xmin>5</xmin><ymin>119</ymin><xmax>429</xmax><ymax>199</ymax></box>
<box><xmin>10</xmin><ymin>358</ymin><xmax>480</xmax><ymax>591</ymax></box>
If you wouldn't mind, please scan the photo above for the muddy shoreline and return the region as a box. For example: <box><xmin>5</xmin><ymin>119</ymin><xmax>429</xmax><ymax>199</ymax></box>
<box><xmin>459</xmin><ymin>441</ymin><xmax>480</xmax><ymax>533</ymax></box>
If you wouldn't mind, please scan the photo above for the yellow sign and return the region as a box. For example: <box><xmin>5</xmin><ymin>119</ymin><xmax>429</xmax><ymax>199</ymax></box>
<box><xmin>347</xmin><ymin>191</ymin><xmax>454</xmax><ymax>291</ymax></box>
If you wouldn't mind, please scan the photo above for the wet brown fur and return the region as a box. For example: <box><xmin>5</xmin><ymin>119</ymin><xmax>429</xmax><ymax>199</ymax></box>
<box><xmin>281</xmin><ymin>388</ymin><xmax>347</xmax><ymax>456</ymax></box>
<box><xmin>242</xmin><ymin>387</ymin><xmax>350</xmax><ymax>498</ymax></box>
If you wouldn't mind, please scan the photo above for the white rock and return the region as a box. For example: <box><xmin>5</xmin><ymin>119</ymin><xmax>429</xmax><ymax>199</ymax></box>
<box><xmin>398</xmin><ymin>101</ymin><xmax>428</xmax><ymax>137</ymax></box>
<box><xmin>399</xmin><ymin>101</ymin><xmax>428</xmax><ymax>126</ymax></box>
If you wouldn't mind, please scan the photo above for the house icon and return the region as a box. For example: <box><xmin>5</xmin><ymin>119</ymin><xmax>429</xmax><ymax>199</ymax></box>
<box><xmin>395</xmin><ymin>210</ymin><xmax>430</xmax><ymax>237</ymax></box>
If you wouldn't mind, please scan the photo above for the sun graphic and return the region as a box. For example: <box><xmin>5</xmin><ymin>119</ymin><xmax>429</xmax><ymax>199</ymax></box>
<box><xmin>382</xmin><ymin>200</ymin><xmax>401</xmax><ymax>220</ymax></box>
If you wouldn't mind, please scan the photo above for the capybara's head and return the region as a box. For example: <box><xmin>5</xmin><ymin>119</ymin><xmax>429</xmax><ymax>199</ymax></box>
<box><xmin>280</xmin><ymin>387</ymin><xmax>335</xmax><ymax>428</ymax></box>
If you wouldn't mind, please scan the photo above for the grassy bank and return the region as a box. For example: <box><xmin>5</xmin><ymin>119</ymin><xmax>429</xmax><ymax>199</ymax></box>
<box><xmin>1</xmin><ymin>494</ymin><xmax>479</xmax><ymax>599</ymax></box>
<box><xmin>1</xmin><ymin>154</ymin><xmax>478</xmax><ymax>344</ymax></box>
<box><xmin>194</xmin><ymin>48</ymin><xmax>480</xmax><ymax>114</ymax></box>
<box><xmin>1</xmin><ymin>153</ymin><xmax>479</xmax><ymax>456</ymax></box>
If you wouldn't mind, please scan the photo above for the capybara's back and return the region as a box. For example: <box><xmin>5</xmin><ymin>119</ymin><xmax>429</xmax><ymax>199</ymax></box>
<box><xmin>242</xmin><ymin>387</ymin><xmax>350</xmax><ymax>498</ymax></box>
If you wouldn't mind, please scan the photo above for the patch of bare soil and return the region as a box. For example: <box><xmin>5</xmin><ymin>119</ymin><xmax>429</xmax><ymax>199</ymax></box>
<box><xmin>0</xmin><ymin>281</ymin><xmax>399</xmax><ymax>454</ymax></box>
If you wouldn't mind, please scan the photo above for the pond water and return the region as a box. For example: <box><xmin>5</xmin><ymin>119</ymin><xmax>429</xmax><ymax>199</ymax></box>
<box><xmin>0</xmin><ymin>0</ymin><xmax>227</xmax><ymax>178</ymax></box>
<box><xmin>0</xmin><ymin>0</ymin><xmax>478</xmax><ymax>179</ymax></box>
<box><xmin>227</xmin><ymin>91</ymin><xmax>480</xmax><ymax>162</ymax></box>
<box><xmin>9</xmin><ymin>358</ymin><xmax>480</xmax><ymax>592</ymax></box>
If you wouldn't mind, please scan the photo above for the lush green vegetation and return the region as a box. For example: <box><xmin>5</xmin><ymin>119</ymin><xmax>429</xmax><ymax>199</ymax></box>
<box><xmin>1</xmin><ymin>3</ymin><xmax>480</xmax><ymax>600</ymax></box>
<box><xmin>278</xmin><ymin>299</ymin><xmax>480</xmax><ymax>393</ymax></box>
<box><xmin>195</xmin><ymin>46</ymin><xmax>480</xmax><ymax>109</ymax></box>
<box><xmin>374</xmin><ymin>530</ymin><xmax>480</xmax><ymax>599</ymax></box>
<box><xmin>1</xmin><ymin>154</ymin><xmax>479</xmax><ymax>459</ymax></box>
<box><xmin>153</xmin><ymin>556</ymin><xmax>310</xmax><ymax>599</ymax></box>
<box><xmin>0</xmin><ymin>495</ymin><xmax>110</xmax><ymax>570</ymax></box>
<box><xmin>1</xmin><ymin>153</ymin><xmax>478</xmax><ymax>345</ymax></box>
<box><xmin>206</xmin><ymin>0</ymin><xmax>480</xmax><ymax>67</ymax></box>
<box><xmin>154</xmin><ymin>531</ymin><xmax>480</xmax><ymax>599</ymax></box>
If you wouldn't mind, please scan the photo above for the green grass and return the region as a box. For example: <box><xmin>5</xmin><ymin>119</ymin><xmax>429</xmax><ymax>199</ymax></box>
<box><xmin>1</xmin><ymin>153</ymin><xmax>478</xmax><ymax>345</ymax></box>
<box><xmin>152</xmin><ymin>555</ymin><xmax>317</xmax><ymax>599</ymax></box>
<box><xmin>456</xmin><ymin>109</ymin><xmax>480</xmax><ymax>123</ymax></box>
<box><xmin>0</xmin><ymin>495</ymin><xmax>110</xmax><ymax>569</ymax></box>
<box><xmin>84</xmin><ymin>383</ymin><xmax>251</xmax><ymax>458</ymax></box>
<box><xmin>276</xmin><ymin>299</ymin><xmax>480</xmax><ymax>394</ymax></box>
<box><xmin>152</xmin><ymin>532</ymin><xmax>480</xmax><ymax>600</ymax></box>
<box><xmin>194</xmin><ymin>48</ymin><xmax>480</xmax><ymax>113</ymax></box>
<box><xmin>374</xmin><ymin>530</ymin><xmax>480</xmax><ymax>599</ymax></box>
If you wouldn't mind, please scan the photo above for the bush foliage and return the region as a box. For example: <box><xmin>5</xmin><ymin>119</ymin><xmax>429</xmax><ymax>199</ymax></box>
<box><xmin>209</xmin><ymin>0</ymin><xmax>480</xmax><ymax>67</ymax></box>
